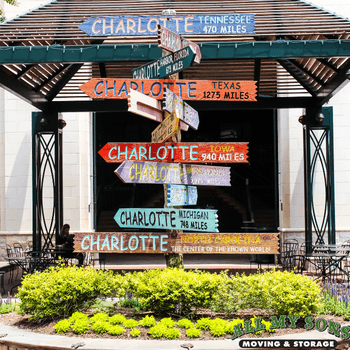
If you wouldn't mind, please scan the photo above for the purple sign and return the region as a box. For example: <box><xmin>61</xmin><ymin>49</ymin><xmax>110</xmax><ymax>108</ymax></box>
<box><xmin>163</xmin><ymin>88</ymin><xmax>199</xmax><ymax>130</ymax></box>
<box><xmin>115</xmin><ymin>161</ymin><xmax>231</xmax><ymax>186</ymax></box>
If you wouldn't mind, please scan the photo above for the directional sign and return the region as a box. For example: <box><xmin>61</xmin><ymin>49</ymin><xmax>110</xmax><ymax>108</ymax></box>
<box><xmin>158</xmin><ymin>25</ymin><xmax>201</xmax><ymax>64</ymax></box>
<box><xmin>114</xmin><ymin>208</ymin><xmax>219</xmax><ymax>232</ymax></box>
<box><xmin>159</xmin><ymin>46</ymin><xmax>195</xmax><ymax>78</ymax></box>
<box><xmin>78</xmin><ymin>15</ymin><xmax>255</xmax><ymax>36</ymax></box>
<box><xmin>115</xmin><ymin>161</ymin><xmax>231</xmax><ymax>186</ymax></box>
<box><xmin>99</xmin><ymin>142</ymin><xmax>249</xmax><ymax>164</ymax></box>
<box><xmin>127</xmin><ymin>89</ymin><xmax>188</xmax><ymax>131</ymax></box>
<box><xmin>79</xmin><ymin>78</ymin><xmax>257</xmax><ymax>101</ymax></box>
<box><xmin>151</xmin><ymin>113</ymin><xmax>179</xmax><ymax>143</ymax></box>
<box><xmin>75</xmin><ymin>232</ymin><xmax>279</xmax><ymax>254</ymax></box>
<box><xmin>132</xmin><ymin>46</ymin><xmax>195</xmax><ymax>80</ymax></box>
<box><xmin>163</xmin><ymin>88</ymin><xmax>199</xmax><ymax>129</ymax></box>
<box><xmin>167</xmin><ymin>185</ymin><xmax>198</xmax><ymax>206</ymax></box>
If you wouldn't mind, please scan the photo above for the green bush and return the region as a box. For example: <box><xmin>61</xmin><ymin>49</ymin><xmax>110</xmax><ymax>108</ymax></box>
<box><xmin>90</xmin><ymin>312</ymin><xmax>109</xmax><ymax>324</ymax></box>
<box><xmin>71</xmin><ymin>318</ymin><xmax>90</xmax><ymax>335</ymax></box>
<box><xmin>209</xmin><ymin>323</ymin><xmax>225</xmax><ymax>337</ymax></box>
<box><xmin>68</xmin><ymin>311</ymin><xmax>89</xmax><ymax>325</ymax></box>
<box><xmin>123</xmin><ymin>319</ymin><xmax>139</xmax><ymax>328</ymax></box>
<box><xmin>92</xmin><ymin>321</ymin><xmax>110</xmax><ymax>334</ymax></box>
<box><xmin>54</xmin><ymin>319</ymin><xmax>71</xmax><ymax>334</ymax></box>
<box><xmin>159</xmin><ymin>317</ymin><xmax>174</xmax><ymax>328</ymax></box>
<box><xmin>186</xmin><ymin>328</ymin><xmax>201</xmax><ymax>338</ymax></box>
<box><xmin>225</xmin><ymin>319</ymin><xmax>244</xmax><ymax>334</ymax></box>
<box><xmin>0</xmin><ymin>303</ymin><xmax>17</xmax><ymax>314</ymax></box>
<box><xmin>196</xmin><ymin>317</ymin><xmax>212</xmax><ymax>330</ymax></box>
<box><xmin>110</xmin><ymin>314</ymin><xmax>127</xmax><ymax>325</ymax></box>
<box><xmin>165</xmin><ymin>328</ymin><xmax>181</xmax><ymax>339</ymax></box>
<box><xmin>130</xmin><ymin>328</ymin><xmax>141</xmax><ymax>337</ymax></box>
<box><xmin>178</xmin><ymin>318</ymin><xmax>194</xmax><ymax>329</ymax></box>
<box><xmin>124</xmin><ymin>268</ymin><xmax>222</xmax><ymax>316</ymax></box>
<box><xmin>148</xmin><ymin>324</ymin><xmax>168</xmax><ymax>338</ymax></box>
<box><xmin>17</xmin><ymin>265</ymin><xmax>125</xmax><ymax>321</ymax></box>
<box><xmin>139</xmin><ymin>315</ymin><xmax>156</xmax><ymax>328</ymax></box>
<box><xmin>109</xmin><ymin>325</ymin><xmax>125</xmax><ymax>336</ymax></box>
<box><xmin>211</xmin><ymin>270</ymin><xmax>323</xmax><ymax>317</ymax></box>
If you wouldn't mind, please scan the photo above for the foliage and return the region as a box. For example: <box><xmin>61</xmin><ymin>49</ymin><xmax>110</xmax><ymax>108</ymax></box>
<box><xmin>139</xmin><ymin>315</ymin><xmax>156</xmax><ymax>328</ymax></box>
<box><xmin>186</xmin><ymin>328</ymin><xmax>201</xmax><ymax>338</ymax></box>
<box><xmin>165</xmin><ymin>328</ymin><xmax>181</xmax><ymax>339</ymax></box>
<box><xmin>124</xmin><ymin>268</ymin><xmax>222</xmax><ymax>316</ymax></box>
<box><xmin>123</xmin><ymin>319</ymin><xmax>139</xmax><ymax>328</ymax></box>
<box><xmin>209</xmin><ymin>323</ymin><xmax>226</xmax><ymax>337</ymax></box>
<box><xmin>130</xmin><ymin>328</ymin><xmax>141</xmax><ymax>337</ymax></box>
<box><xmin>54</xmin><ymin>319</ymin><xmax>71</xmax><ymax>334</ymax></box>
<box><xmin>118</xmin><ymin>298</ymin><xmax>143</xmax><ymax>310</ymax></box>
<box><xmin>178</xmin><ymin>318</ymin><xmax>194</xmax><ymax>329</ymax></box>
<box><xmin>196</xmin><ymin>317</ymin><xmax>212</xmax><ymax>330</ymax></box>
<box><xmin>210</xmin><ymin>270</ymin><xmax>323</xmax><ymax>317</ymax></box>
<box><xmin>320</xmin><ymin>294</ymin><xmax>350</xmax><ymax>317</ymax></box>
<box><xmin>68</xmin><ymin>311</ymin><xmax>89</xmax><ymax>325</ymax></box>
<box><xmin>0</xmin><ymin>302</ymin><xmax>17</xmax><ymax>314</ymax></box>
<box><xmin>110</xmin><ymin>314</ymin><xmax>127</xmax><ymax>325</ymax></box>
<box><xmin>90</xmin><ymin>312</ymin><xmax>109</xmax><ymax>324</ymax></box>
<box><xmin>158</xmin><ymin>317</ymin><xmax>174</xmax><ymax>328</ymax></box>
<box><xmin>108</xmin><ymin>325</ymin><xmax>125</xmax><ymax>336</ymax></box>
<box><xmin>92</xmin><ymin>321</ymin><xmax>110</xmax><ymax>334</ymax></box>
<box><xmin>71</xmin><ymin>318</ymin><xmax>91</xmax><ymax>335</ymax></box>
<box><xmin>225</xmin><ymin>319</ymin><xmax>244</xmax><ymax>334</ymax></box>
<box><xmin>17</xmin><ymin>265</ymin><xmax>125</xmax><ymax>321</ymax></box>
<box><xmin>148</xmin><ymin>324</ymin><xmax>168</xmax><ymax>338</ymax></box>
<box><xmin>0</xmin><ymin>0</ymin><xmax>18</xmax><ymax>22</ymax></box>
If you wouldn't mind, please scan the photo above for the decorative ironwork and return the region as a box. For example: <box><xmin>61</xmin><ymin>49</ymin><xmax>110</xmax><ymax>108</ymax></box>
<box><xmin>304</xmin><ymin>107</ymin><xmax>335</xmax><ymax>254</ymax></box>
<box><xmin>32</xmin><ymin>112</ymin><xmax>63</xmax><ymax>252</ymax></box>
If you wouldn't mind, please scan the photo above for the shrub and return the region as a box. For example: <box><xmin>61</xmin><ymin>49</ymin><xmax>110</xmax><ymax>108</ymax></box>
<box><xmin>196</xmin><ymin>317</ymin><xmax>212</xmax><ymax>330</ymax></box>
<box><xmin>90</xmin><ymin>312</ymin><xmax>109</xmax><ymax>324</ymax></box>
<box><xmin>178</xmin><ymin>318</ymin><xmax>194</xmax><ymax>329</ymax></box>
<box><xmin>130</xmin><ymin>328</ymin><xmax>141</xmax><ymax>337</ymax></box>
<box><xmin>92</xmin><ymin>321</ymin><xmax>110</xmax><ymax>334</ymax></box>
<box><xmin>124</xmin><ymin>268</ymin><xmax>222</xmax><ymax>315</ymax></box>
<box><xmin>110</xmin><ymin>314</ymin><xmax>127</xmax><ymax>325</ymax></box>
<box><xmin>54</xmin><ymin>319</ymin><xmax>71</xmax><ymax>334</ymax></box>
<box><xmin>225</xmin><ymin>319</ymin><xmax>244</xmax><ymax>334</ymax></box>
<box><xmin>139</xmin><ymin>315</ymin><xmax>156</xmax><ymax>328</ymax></box>
<box><xmin>123</xmin><ymin>319</ymin><xmax>139</xmax><ymax>328</ymax></box>
<box><xmin>209</xmin><ymin>323</ymin><xmax>225</xmax><ymax>337</ymax></box>
<box><xmin>17</xmin><ymin>265</ymin><xmax>125</xmax><ymax>321</ymax></box>
<box><xmin>165</xmin><ymin>328</ymin><xmax>181</xmax><ymax>339</ymax></box>
<box><xmin>109</xmin><ymin>325</ymin><xmax>125</xmax><ymax>336</ymax></box>
<box><xmin>148</xmin><ymin>324</ymin><xmax>168</xmax><ymax>338</ymax></box>
<box><xmin>71</xmin><ymin>318</ymin><xmax>90</xmax><ymax>335</ymax></box>
<box><xmin>0</xmin><ymin>303</ymin><xmax>17</xmax><ymax>314</ymax></box>
<box><xmin>68</xmin><ymin>311</ymin><xmax>89</xmax><ymax>325</ymax></box>
<box><xmin>186</xmin><ymin>328</ymin><xmax>201</xmax><ymax>338</ymax></box>
<box><xmin>159</xmin><ymin>317</ymin><xmax>174</xmax><ymax>328</ymax></box>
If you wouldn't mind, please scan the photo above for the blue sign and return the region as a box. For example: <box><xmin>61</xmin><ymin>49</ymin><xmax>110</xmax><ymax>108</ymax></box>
<box><xmin>114</xmin><ymin>208</ymin><xmax>219</xmax><ymax>232</ymax></box>
<box><xmin>79</xmin><ymin>14</ymin><xmax>255</xmax><ymax>36</ymax></box>
<box><xmin>167</xmin><ymin>185</ymin><xmax>198</xmax><ymax>206</ymax></box>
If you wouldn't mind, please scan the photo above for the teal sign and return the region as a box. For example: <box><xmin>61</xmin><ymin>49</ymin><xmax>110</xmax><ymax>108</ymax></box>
<box><xmin>114</xmin><ymin>208</ymin><xmax>219</xmax><ymax>232</ymax></box>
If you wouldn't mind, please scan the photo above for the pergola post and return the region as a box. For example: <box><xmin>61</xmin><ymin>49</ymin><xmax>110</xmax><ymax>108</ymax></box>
<box><xmin>32</xmin><ymin>112</ymin><xmax>64</xmax><ymax>251</ymax></box>
<box><xmin>303</xmin><ymin>106</ymin><xmax>336</xmax><ymax>255</ymax></box>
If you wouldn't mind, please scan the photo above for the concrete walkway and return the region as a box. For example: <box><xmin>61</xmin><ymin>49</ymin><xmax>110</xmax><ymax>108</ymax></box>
<box><xmin>0</xmin><ymin>320</ymin><xmax>347</xmax><ymax>350</ymax></box>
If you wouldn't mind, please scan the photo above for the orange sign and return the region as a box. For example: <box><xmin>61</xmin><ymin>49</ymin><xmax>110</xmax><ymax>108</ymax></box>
<box><xmin>79</xmin><ymin>78</ymin><xmax>257</xmax><ymax>102</ymax></box>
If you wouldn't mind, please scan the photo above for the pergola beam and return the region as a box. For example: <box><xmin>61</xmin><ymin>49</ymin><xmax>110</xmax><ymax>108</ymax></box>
<box><xmin>1</xmin><ymin>40</ymin><xmax>350</xmax><ymax>64</ymax></box>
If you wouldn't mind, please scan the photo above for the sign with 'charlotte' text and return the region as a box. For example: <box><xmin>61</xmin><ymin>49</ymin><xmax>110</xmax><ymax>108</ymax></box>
<box><xmin>74</xmin><ymin>232</ymin><xmax>279</xmax><ymax>254</ymax></box>
<box><xmin>99</xmin><ymin>142</ymin><xmax>249</xmax><ymax>164</ymax></box>
<box><xmin>79</xmin><ymin>14</ymin><xmax>255</xmax><ymax>36</ymax></box>
<box><xmin>114</xmin><ymin>208</ymin><xmax>219</xmax><ymax>232</ymax></box>
<box><xmin>79</xmin><ymin>78</ymin><xmax>257</xmax><ymax>102</ymax></box>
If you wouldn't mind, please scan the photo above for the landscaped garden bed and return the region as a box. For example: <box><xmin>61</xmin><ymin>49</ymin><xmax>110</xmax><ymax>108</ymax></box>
<box><xmin>1</xmin><ymin>265</ymin><xmax>350</xmax><ymax>341</ymax></box>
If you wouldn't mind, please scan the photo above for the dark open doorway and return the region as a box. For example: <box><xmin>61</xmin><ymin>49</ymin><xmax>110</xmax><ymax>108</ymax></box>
<box><xmin>95</xmin><ymin>108</ymin><xmax>279</xmax><ymax>234</ymax></box>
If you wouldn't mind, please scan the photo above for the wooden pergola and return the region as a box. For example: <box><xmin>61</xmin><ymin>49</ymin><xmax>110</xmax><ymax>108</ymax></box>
<box><xmin>0</xmin><ymin>0</ymin><xmax>349</xmax><ymax>253</ymax></box>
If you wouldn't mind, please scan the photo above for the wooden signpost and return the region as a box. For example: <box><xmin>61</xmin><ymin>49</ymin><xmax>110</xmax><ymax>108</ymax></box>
<box><xmin>167</xmin><ymin>184</ymin><xmax>198</xmax><ymax>206</ymax></box>
<box><xmin>127</xmin><ymin>89</ymin><xmax>188</xmax><ymax>131</ymax></box>
<box><xmin>115</xmin><ymin>161</ymin><xmax>231</xmax><ymax>186</ymax></box>
<box><xmin>132</xmin><ymin>46</ymin><xmax>196</xmax><ymax>79</ymax></box>
<box><xmin>113</xmin><ymin>208</ymin><xmax>219</xmax><ymax>232</ymax></box>
<box><xmin>74</xmin><ymin>232</ymin><xmax>279</xmax><ymax>254</ymax></box>
<box><xmin>79</xmin><ymin>78</ymin><xmax>257</xmax><ymax>101</ymax></box>
<box><xmin>158</xmin><ymin>25</ymin><xmax>201</xmax><ymax>64</ymax></box>
<box><xmin>163</xmin><ymin>87</ymin><xmax>199</xmax><ymax>129</ymax></box>
<box><xmin>99</xmin><ymin>142</ymin><xmax>249</xmax><ymax>164</ymax></box>
<box><xmin>78</xmin><ymin>14</ymin><xmax>255</xmax><ymax>36</ymax></box>
<box><xmin>151</xmin><ymin>113</ymin><xmax>179</xmax><ymax>143</ymax></box>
